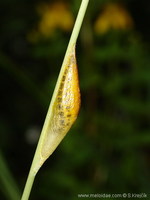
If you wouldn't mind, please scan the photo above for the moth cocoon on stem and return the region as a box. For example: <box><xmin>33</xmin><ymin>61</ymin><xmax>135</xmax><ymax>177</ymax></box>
<box><xmin>40</xmin><ymin>45</ymin><xmax>80</xmax><ymax>162</ymax></box>
<box><xmin>21</xmin><ymin>1</ymin><xmax>89</xmax><ymax>199</ymax></box>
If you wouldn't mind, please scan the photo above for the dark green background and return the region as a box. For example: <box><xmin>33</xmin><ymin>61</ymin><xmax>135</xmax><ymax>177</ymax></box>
<box><xmin>0</xmin><ymin>0</ymin><xmax>149</xmax><ymax>199</ymax></box>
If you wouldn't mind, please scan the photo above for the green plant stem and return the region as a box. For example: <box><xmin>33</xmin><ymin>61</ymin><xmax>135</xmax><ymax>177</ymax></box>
<box><xmin>21</xmin><ymin>0</ymin><xmax>89</xmax><ymax>200</ymax></box>
<box><xmin>0</xmin><ymin>151</ymin><xmax>21</xmax><ymax>200</ymax></box>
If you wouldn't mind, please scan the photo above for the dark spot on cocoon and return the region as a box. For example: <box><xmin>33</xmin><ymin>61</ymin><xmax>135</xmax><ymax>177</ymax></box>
<box><xmin>66</xmin><ymin>106</ymin><xmax>71</xmax><ymax>109</ymax></box>
<box><xmin>64</xmin><ymin>68</ymin><xmax>68</xmax><ymax>74</ymax></box>
<box><xmin>66</xmin><ymin>123</ymin><xmax>70</xmax><ymax>126</ymax></box>
<box><xmin>58</xmin><ymin>104</ymin><xmax>63</xmax><ymax>110</ymax></box>
<box><xmin>62</xmin><ymin>75</ymin><xmax>66</xmax><ymax>82</ymax></box>
<box><xmin>57</xmin><ymin>97</ymin><xmax>62</xmax><ymax>103</ymax></box>
<box><xmin>59</xmin><ymin>120</ymin><xmax>65</xmax><ymax>126</ymax></box>
<box><xmin>58</xmin><ymin>112</ymin><xmax>64</xmax><ymax>117</ymax></box>
<box><xmin>60</xmin><ymin>83</ymin><xmax>64</xmax><ymax>90</ymax></box>
<box><xmin>58</xmin><ymin>90</ymin><xmax>62</xmax><ymax>96</ymax></box>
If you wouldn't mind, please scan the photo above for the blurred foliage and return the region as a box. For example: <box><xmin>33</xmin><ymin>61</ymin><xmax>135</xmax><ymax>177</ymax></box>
<box><xmin>0</xmin><ymin>0</ymin><xmax>150</xmax><ymax>200</ymax></box>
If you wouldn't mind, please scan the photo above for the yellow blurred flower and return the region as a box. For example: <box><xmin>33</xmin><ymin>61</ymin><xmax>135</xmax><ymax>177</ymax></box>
<box><xmin>28</xmin><ymin>1</ymin><xmax>74</xmax><ymax>42</ymax></box>
<box><xmin>38</xmin><ymin>1</ymin><xmax>74</xmax><ymax>36</ymax></box>
<box><xmin>94</xmin><ymin>3</ymin><xmax>134</xmax><ymax>34</ymax></box>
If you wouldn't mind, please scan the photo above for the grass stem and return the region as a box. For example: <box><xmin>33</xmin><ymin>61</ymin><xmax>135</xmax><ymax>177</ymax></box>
<box><xmin>21</xmin><ymin>0</ymin><xmax>89</xmax><ymax>199</ymax></box>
